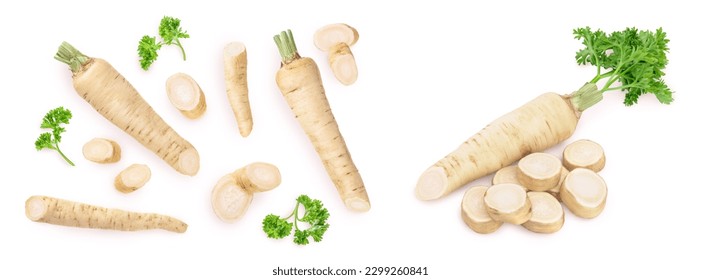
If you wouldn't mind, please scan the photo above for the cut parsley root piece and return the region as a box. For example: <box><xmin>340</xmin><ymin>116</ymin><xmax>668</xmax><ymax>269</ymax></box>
<box><xmin>547</xmin><ymin>167</ymin><xmax>569</xmax><ymax>201</ymax></box>
<box><xmin>115</xmin><ymin>164</ymin><xmax>151</xmax><ymax>194</ymax></box>
<box><xmin>461</xmin><ymin>186</ymin><xmax>502</xmax><ymax>234</ymax></box>
<box><xmin>211</xmin><ymin>162</ymin><xmax>281</xmax><ymax>223</ymax></box>
<box><xmin>483</xmin><ymin>183</ymin><xmax>532</xmax><ymax>224</ymax></box>
<box><xmin>523</xmin><ymin>192</ymin><xmax>565</xmax><ymax>233</ymax></box>
<box><xmin>517</xmin><ymin>152</ymin><xmax>562</xmax><ymax>192</ymax></box>
<box><xmin>83</xmin><ymin>138</ymin><xmax>121</xmax><ymax>163</ymax></box>
<box><xmin>560</xmin><ymin>168</ymin><xmax>607</xmax><ymax>218</ymax></box>
<box><xmin>166</xmin><ymin>73</ymin><xmax>206</xmax><ymax>119</ymax></box>
<box><xmin>416</xmin><ymin>27</ymin><xmax>672</xmax><ymax>201</ymax></box>
<box><xmin>223</xmin><ymin>42</ymin><xmax>252</xmax><ymax>137</ymax></box>
<box><xmin>313</xmin><ymin>23</ymin><xmax>359</xmax><ymax>85</ymax></box>
<box><xmin>563</xmin><ymin>139</ymin><xmax>605</xmax><ymax>172</ymax></box>
<box><xmin>492</xmin><ymin>165</ymin><xmax>528</xmax><ymax>191</ymax></box>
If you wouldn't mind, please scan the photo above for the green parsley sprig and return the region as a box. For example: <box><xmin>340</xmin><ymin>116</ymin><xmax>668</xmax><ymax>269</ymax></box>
<box><xmin>137</xmin><ymin>16</ymin><xmax>190</xmax><ymax>70</ymax></box>
<box><xmin>262</xmin><ymin>195</ymin><xmax>330</xmax><ymax>245</ymax></box>
<box><xmin>35</xmin><ymin>107</ymin><xmax>74</xmax><ymax>166</ymax></box>
<box><xmin>570</xmin><ymin>27</ymin><xmax>672</xmax><ymax>111</ymax></box>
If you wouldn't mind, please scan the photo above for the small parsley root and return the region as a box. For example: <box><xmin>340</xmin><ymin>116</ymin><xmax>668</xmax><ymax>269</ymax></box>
<box><xmin>166</xmin><ymin>73</ymin><xmax>207</xmax><ymax>119</ymax></box>
<box><xmin>483</xmin><ymin>183</ymin><xmax>532</xmax><ymax>224</ymax></box>
<box><xmin>461</xmin><ymin>186</ymin><xmax>503</xmax><ymax>234</ymax></box>
<box><xmin>313</xmin><ymin>23</ymin><xmax>359</xmax><ymax>85</ymax></box>
<box><xmin>82</xmin><ymin>138</ymin><xmax>121</xmax><ymax>164</ymax></box>
<box><xmin>262</xmin><ymin>194</ymin><xmax>330</xmax><ymax>245</ymax></box>
<box><xmin>115</xmin><ymin>164</ymin><xmax>151</xmax><ymax>194</ymax></box>
<box><xmin>563</xmin><ymin>139</ymin><xmax>605</xmax><ymax>172</ymax></box>
<box><xmin>211</xmin><ymin>162</ymin><xmax>281</xmax><ymax>223</ymax></box>
<box><xmin>517</xmin><ymin>152</ymin><xmax>563</xmax><ymax>192</ymax></box>
<box><xmin>223</xmin><ymin>42</ymin><xmax>253</xmax><ymax>137</ymax></box>
<box><xmin>55</xmin><ymin>42</ymin><xmax>200</xmax><ymax>176</ymax></box>
<box><xmin>35</xmin><ymin>106</ymin><xmax>74</xmax><ymax>166</ymax></box>
<box><xmin>25</xmin><ymin>195</ymin><xmax>187</xmax><ymax>233</ymax></box>
<box><xmin>560</xmin><ymin>168</ymin><xmax>608</xmax><ymax>218</ymax></box>
<box><xmin>416</xmin><ymin>27</ymin><xmax>672</xmax><ymax>200</ymax></box>
<box><xmin>275</xmin><ymin>29</ymin><xmax>370</xmax><ymax>212</ymax></box>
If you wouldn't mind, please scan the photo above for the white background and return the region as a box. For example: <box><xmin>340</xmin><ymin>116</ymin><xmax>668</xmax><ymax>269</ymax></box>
<box><xmin>2</xmin><ymin>0</ymin><xmax>699</xmax><ymax>279</ymax></box>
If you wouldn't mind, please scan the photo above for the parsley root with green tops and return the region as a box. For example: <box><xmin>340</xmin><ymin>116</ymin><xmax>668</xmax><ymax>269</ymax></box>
<box><xmin>55</xmin><ymin>42</ymin><xmax>200</xmax><ymax>176</ymax></box>
<box><xmin>274</xmin><ymin>30</ymin><xmax>370</xmax><ymax>212</ymax></box>
<box><xmin>416</xmin><ymin>27</ymin><xmax>672</xmax><ymax>200</ymax></box>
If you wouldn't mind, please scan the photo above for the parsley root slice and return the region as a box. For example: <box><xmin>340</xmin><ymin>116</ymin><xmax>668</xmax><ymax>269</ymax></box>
<box><xmin>25</xmin><ymin>195</ymin><xmax>187</xmax><ymax>233</ymax></box>
<box><xmin>274</xmin><ymin>30</ymin><xmax>370</xmax><ymax>212</ymax></box>
<box><xmin>517</xmin><ymin>152</ymin><xmax>563</xmax><ymax>192</ymax></box>
<box><xmin>166</xmin><ymin>73</ymin><xmax>207</xmax><ymax>119</ymax></box>
<box><xmin>211</xmin><ymin>162</ymin><xmax>281</xmax><ymax>223</ymax></box>
<box><xmin>562</xmin><ymin>139</ymin><xmax>605</xmax><ymax>172</ymax></box>
<box><xmin>82</xmin><ymin>138</ymin><xmax>121</xmax><ymax>164</ymax></box>
<box><xmin>55</xmin><ymin>42</ymin><xmax>200</xmax><ymax>176</ymax></box>
<box><xmin>223</xmin><ymin>42</ymin><xmax>253</xmax><ymax>137</ymax></box>
<box><xmin>461</xmin><ymin>186</ymin><xmax>502</xmax><ymax>234</ymax></box>
<box><xmin>115</xmin><ymin>164</ymin><xmax>151</xmax><ymax>194</ymax></box>
<box><xmin>313</xmin><ymin>23</ymin><xmax>359</xmax><ymax>85</ymax></box>
<box><xmin>560</xmin><ymin>168</ymin><xmax>607</xmax><ymax>219</ymax></box>
<box><xmin>522</xmin><ymin>192</ymin><xmax>564</xmax><ymax>234</ymax></box>
<box><xmin>415</xmin><ymin>27</ymin><xmax>672</xmax><ymax>200</ymax></box>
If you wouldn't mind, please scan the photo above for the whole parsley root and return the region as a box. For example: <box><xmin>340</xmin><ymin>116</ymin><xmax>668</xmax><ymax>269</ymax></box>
<box><xmin>138</xmin><ymin>16</ymin><xmax>190</xmax><ymax>70</ymax></box>
<box><xmin>415</xmin><ymin>27</ymin><xmax>673</xmax><ymax>200</ymax></box>
<box><xmin>35</xmin><ymin>106</ymin><xmax>74</xmax><ymax>166</ymax></box>
<box><xmin>262</xmin><ymin>195</ymin><xmax>329</xmax><ymax>245</ymax></box>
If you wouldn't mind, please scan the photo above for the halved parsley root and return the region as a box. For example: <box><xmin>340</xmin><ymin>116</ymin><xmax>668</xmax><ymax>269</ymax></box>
<box><xmin>166</xmin><ymin>73</ymin><xmax>206</xmax><ymax>119</ymax></box>
<box><xmin>483</xmin><ymin>183</ymin><xmax>532</xmax><ymax>224</ymax></box>
<box><xmin>83</xmin><ymin>138</ymin><xmax>121</xmax><ymax>164</ymax></box>
<box><xmin>313</xmin><ymin>23</ymin><xmax>359</xmax><ymax>85</ymax></box>
<box><xmin>561</xmin><ymin>168</ymin><xmax>607</xmax><ymax>218</ymax></box>
<box><xmin>563</xmin><ymin>139</ymin><xmax>605</xmax><ymax>172</ymax></box>
<box><xmin>517</xmin><ymin>152</ymin><xmax>562</xmax><ymax>192</ymax></box>
<box><xmin>523</xmin><ymin>192</ymin><xmax>565</xmax><ymax>234</ymax></box>
<box><xmin>115</xmin><ymin>164</ymin><xmax>151</xmax><ymax>194</ymax></box>
<box><xmin>223</xmin><ymin>42</ymin><xmax>252</xmax><ymax>137</ymax></box>
<box><xmin>492</xmin><ymin>165</ymin><xmax>528</xmax><ymax>191</ymax></box>
<box><xmin>416</xmin><ymin>27</ymin><xmax>672</xmax><ymax>200</ymax></box>
<box><xmin>25</xmin><ymin>195</ymin><xmax>187</xmax><ymax>233</ymax></box>
<box><xmin>461</xmin><ymin>186</ymin><xmax>502</xmax><ymax>234</ymax></box>
<box><xmin>55</xmin><ymin>42</ymin><xmax>200</xmax><ymax>176</ymax></box>
<box><xmin>211</xmin><ymin>162</ymin><xmax>281</xmax><ymax>223</ymax></box>
<box><xmin>274</xmin><ymin>30</ymin><xmax>370</xmax><ymax>212</ymax></box>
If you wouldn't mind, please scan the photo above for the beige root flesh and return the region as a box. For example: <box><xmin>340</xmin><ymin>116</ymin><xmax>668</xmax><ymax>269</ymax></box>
<box><xmin>314</xmin><ymin>23</ymin><xmax>359</xmax><ymax>85</ymax></box>
<box><xmin>211</xmin><ymin>162</ymin><xmax>281</xmax><ymax>223</ymax></box>
<box><xmin>523</xmin><ymin>192</ymin><xmax>565</xmax><ymax>233</ymax></box>
<box><xmin>114</xmin><ymin>164</ymin><xmax>151</xmax><ymax>193</ymax></box>
<box><xmin>166</xmin><ymin>73</ymin><xmax>207</xmax><ymax>119</ymax></box>
<box><xmin>82</xmin><ymin>138</ymin><xmax>121</xmax><ymax>163</ymax></box>
<box><xmin>223</xmin><ymin>42</ymin><xmax>252</xmax><ymax>137</ymax></box>
<box><xmin>25</xmin><ymin>195</ymin><xmax>187</xmax><ymax>233</ymax></box>
<box><xmin>560</xmin><ymin>168</ymin><xmax>607</xmax><ymax>218</ymax></box>
<box><xmin>483</xmin><ymin>183</ymin><xmax>532</xmax><ymax>224</ymax></box>
<box><xmin>517</xmin><ymin>152</ymin><xmax>562</xmax><ymax>191</ymax></box>
<box><xmin>563</xmin><ymin>139</ymin><xmax>606</xmax><ymax>172</ymax></box>
<box><xmin>461</xmin><ymin>186</ymin><xmax>503</xmax><ymax>234</ymax></box>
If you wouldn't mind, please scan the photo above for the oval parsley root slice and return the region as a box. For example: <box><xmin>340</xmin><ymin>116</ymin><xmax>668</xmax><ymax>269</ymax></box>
<box><xmin>492</xmin><ymin>165</ymin><xmax>528</xmax><ymax>192</ymax></box>
<box><xmin>517</xmin><ymin>152</ymin><xmax>563</xmax><ymax>192</ymax></box>
<box><xmin>563</xmin><ymin>139</ymin><xmax>605</xmax><ymax>172</ymax></box>
<box><xmin>166</xmin><ymin>73</ymin><xmax>207</xmax><ymax>119</ymax></box>
<box><xmin>483</xmin><ymin>183</ymin><xmax>532</xmax><ymax>224</ymax></box>
<box><xmin>82</xmin><ymin>138</ymin><xmax>121</xmax><ymax>164</ymax></box>
<box><xmin>561</xmin><ymin>168</ymin><xmax>607</xmax><ymax>218</ymax></box>
<box><xmin>25</xmin><ymin>195</ymin><xmax>187</xmax><ymax>233</ymax></box>
<box><xmin>115</xmin><ymin>164</ymin><xmax>151</xmax><ymax>194</ymax></box>
<box><xmin>547</xmin><ymin>167</ymin><xmax>569</xmax><ymax>201</ymax></box>
<box><xmin>523</xmin><ymin>192</ymin><xmax>565</xmax><ymax>234</ymax></box>
<box><xmin>223</xmin><ymin>42</ymin><xmax>253</xmax><ymax>137</ymax></box>
<box><xmin>55</xmin><ymin>42</ymin><xmax>200</xmax><ymax>176</ymax></box>
<box><xmin>461</xmin><ymin>186</ymin><xmax>503</xmax><ymax>234</ymax></box>
<box><xmin>274</xmin><ymin>30</ymin><xmax>370</xmax><ymax>212</ymax></box>
<box><xmin>211</xmin><ymin>162</ymin><xmax>281</xmax><ymax>223</ymax></box>
<box><xmin>416</xmin><ymin>27</ymin><xmax>672</xmax><ymax>201</ymax></box>
<box><xmin>314</xmin><ymin>23</ymin><xmax>359</xmax><ymax>85</ymax></box>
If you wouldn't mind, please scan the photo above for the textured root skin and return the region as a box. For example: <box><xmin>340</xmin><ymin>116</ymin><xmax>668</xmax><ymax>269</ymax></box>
<box><xmin>224</xmin><ymin>43</ymin><xmax>252</xmax><ymax>137</ymax></box>
<box><xmin>328</xmin><ymin>43</ymin><xmax>357</xmax><ymax>85</ymax></box>
<box><xmin>275</xmin><ymin>57</ymin><xmax>370</xmax><ymax>212</ymax></box>
<box><xmin>416</xmin><ymin>93</ymin><xmax>579</xmax><ymax>200</ymax></box>
<box><xmin>82</xmin><ymin>138</ymin><xmax>121</xmax><ymax>163</ymax></box>
<box><xmin>72</xmin><ymin>58</ymin><xmax>199</xmax><ymax>176</ymax></box>
<box><xmin>25</xmin><ymin>195</ymin><xmax>187</xmax><ymax>233</ymax></box>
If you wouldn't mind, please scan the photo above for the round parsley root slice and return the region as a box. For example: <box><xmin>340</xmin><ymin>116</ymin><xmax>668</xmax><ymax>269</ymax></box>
<box><xmin>523</xmin><ymin>192</ymin><xmax>565</xmax><ymax>233</ymax></box>
<box><xmin>563</xmin><ymin>139</ymin><xmax>606</xmax><ymax>172</ymax></box>
<box><xmin>560</xmin><ymin>168</ymin><xmax>607</xmax><ymax>218</ymax></box>
<box><xmin>483</xmin><ymin>183</ymin><xmax>532</xmax><ymax>224</ymax></box>
<box><xmin>461</xmin><ymin>186</ymin><xmax>503</xmax><ymax>234</ymax></box>
<box><xmin>211</xmin><ymin>162</ymin><xmax>281</xmax><ymax>223</ymax></box>
<box><xmin>114</xmin><ymin>164</ymin><xmax>151</xmax><ymax>193</ymax></box>
<box><xmin>313</xmin><ymin>23</ymin><xmax>359</xmax><ymax>51</ymax></box>
<box><xmin>492</xmin><ymin>165</ymin><xmax>528</xmax><ymax>191</ymax></box>
<box><xmin>166</xmin><ymin>73</ymin><xmax>207</xmax><ymax>119</ymax></box>
<box><xmin>82</xmin><ymin>138</ymin><xmax>121</xmax><ymax>163</ymax></box>
<box><xmin>517</xmin><ymin>152</ymin><xmax>562</xmax><ymax>191</ymax></box>
<box><xmin>547</xmin><ymin>167</ymin><xmax>569</xmax><ymax>201</ymax></box>
<box><xmin>314</xmin><ymin>23</ymin><xmax>359</xmax><ymax>85</ymax></box>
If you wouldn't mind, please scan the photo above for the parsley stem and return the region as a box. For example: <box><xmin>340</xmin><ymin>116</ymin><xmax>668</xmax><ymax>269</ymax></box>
<box><xmin>175</xmin><ymin>38</ymin><xmax>187</xmax><ymax>60</ymax></box>
<box><xmin>274</xmin><ymin>29</ymin><xmax>300</xmax><ymax>64</ymax></box>
<box><xmin>55</xmin><ymin>143</ymin><xmax>75</xmax><ymax>166</ymax></box>
<box><xmin>570</xmin><ymin>82</ymin><xmax>603</xmax><ymax>112</ymax></box>
<box><xmin>54</xmin><ymin>42</ymin><xmax>89</xmax><ymax>74</ymax></box>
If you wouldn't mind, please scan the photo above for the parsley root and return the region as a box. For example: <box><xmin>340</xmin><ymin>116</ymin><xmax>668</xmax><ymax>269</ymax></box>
<box><xmin>461</xmin><ymin>186</ymin><xmax>502</xmax><ymax>234</ymax></box>
<box><xmin>274</xmin><ymin>29</ymin><xmax>370</xmax><ymax>212</ymax></box>
<box><xmin>223</xmin><ymin>42</ymin><xmax>253</xmax><ymax>137</ymax></box>
<box><xmin>313</xmin><ymin>23</ymin><xmax>359</xmax><ymax>85</ymax></box>
<box><xmin>55</xmin><ymin>42</ymin><xmax>200</xmax><ymax>176</ymax></box>
<box><xmin>166</xmin><ymin>73</ymin><xmax>207</xmax><ymax>119</ymax></box>
<box><xmin>115</xmin><ymin>164</ymin><xmax>151</xmax><ymax>194</ymax></box>
<box><xmin>416</xmin><ymin>27</ymin><xmax>672</xmax><ymax>200</ymax></box>
<box><xmin>562</xmin><ymin>139</ymin><xmax>605</xmax><ymax>172</ymax></box>
<box><xmin>82</xmin><ymin>138</ymin><xmax>121</xmax><ymax>164</ymax></box>
<box><xmin>560</xmin><ymin>168</ymin><xmax>607</xmax><ymax>218</ymax></box>
<box><xmin>522</xmin><ymin>192</ymin><xmax>564</xmax><ymax>234</ymax></box>
<box><xmin>25</xmin><ymin>195</ymin><xmax>187</xmax><ymax>233</ymax></box>
<box><xmin>211</xmin><ymin>162</ymin><xmax>281</xmax><ymax>223</ymax></box>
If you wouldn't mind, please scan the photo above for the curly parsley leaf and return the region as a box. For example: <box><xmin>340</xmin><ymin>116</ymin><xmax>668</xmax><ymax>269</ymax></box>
<box><xmin>137</xmin><ymin>35</ymin><xmax>161</xmax><ymax>70</ymax></box>
<box><xmin>158</xmin><ymin>16</ymin><xmax>189</xmax><ymax>60</ymax></box>
<box><xmin>262</xmin><ymin>194</ymin><xmax>330</xmax><ymax>245</ymax></box>
<box><xmin>35</xmin><ymin>107</ymin><xmax>74</xmax><ymax>166</ymax></box>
